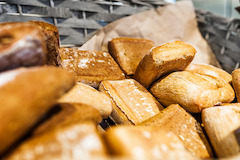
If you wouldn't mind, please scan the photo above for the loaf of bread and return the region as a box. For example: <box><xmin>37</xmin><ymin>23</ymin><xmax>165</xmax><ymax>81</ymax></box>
<box><xmin>150</xmin><ymin>71</ymin><xmax>235</xmax><ymax>113</ymax></box>
<box><xmin>99</xmin><ymin>79</ymin><xmax>163</xmax><ymax>125</ymax></box>
<box><xmin>7</xmin><ymin>122</ymin><xmax>108</xmax><ymax>160</ymax></box>
<box><xmin>202</xmin><ymin>105</ymin><xmax>240</xmax><ymax>158</ymax></box>
<box><xmin>28</xmin><ymin>21</ymin><xmax>60</xmax><ymax>66</ymax></box>
<box><xmin>58</xmin><ymin>82</ymin><xmax>112</xmax><ymax>118</ymax></box>
<box><xmin>59</xmin><ymin>48</ymin><xmax>125</xmax><ymax>88</ymax></box>
<box><xmin>105</xmin><ymin>126</ymin><xmax>198</xmax><ymax>160</ymax></box>
<box><xmin>185</xmin><ymin>63</ymin><xmax>232</xmax><ymax>83</ymax></box>
<box><xmin>108</xmin><ymin>37</ymin><xmax>154</xmax><ymax>75</ymax></box>
<box><xmin>140</xmin><ymin>104</ymin><xmax>213</xmax><ymax>158</ymax></box>
<box><xmin>0</xmin><ymin>22</ymin><xmax>46</xmax><ymax>72</ymax></box>
<box><xmin>33</xmin><ymin>103</ymin><xmax>102</xmax><ymax>136</ymax></box>
<box><xmin>0</xmin><ymin>67</ymin><xmax>75</xmax><ymax>154</ymax></box>
<box><xmin>133</xmin><ymin>41</ymin><xmax>196</xmax><ymax>88</ymax></box>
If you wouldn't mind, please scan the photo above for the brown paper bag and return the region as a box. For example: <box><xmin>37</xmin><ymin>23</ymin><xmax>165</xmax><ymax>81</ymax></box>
<box><xmin>80</xmin><ymin>1</ymin><xmax>220</xmax><ymax>67</ymax></box>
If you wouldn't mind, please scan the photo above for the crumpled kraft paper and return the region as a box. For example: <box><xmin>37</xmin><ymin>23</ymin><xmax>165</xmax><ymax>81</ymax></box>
<box><xmin>80</xmin><ymin>1</ymin><xmax>220</xmax><ymax>67</ymax></box>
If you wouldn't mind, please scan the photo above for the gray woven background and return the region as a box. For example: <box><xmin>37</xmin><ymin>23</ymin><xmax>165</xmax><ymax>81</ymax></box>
<box><xmin>0</xmin><ymin>0</ymin><xmax>240</xmax><ymax>73</ymax></box>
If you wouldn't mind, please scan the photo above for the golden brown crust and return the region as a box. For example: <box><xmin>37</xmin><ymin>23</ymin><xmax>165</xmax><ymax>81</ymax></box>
<box><xmin>0</xmin><ymin>66</ymin><xmax>75</xmax><ymax>154</ymax></box>
<box><xmin>150</xmin><ymin>71</ymin><xmax>235</xmax><ymax>113</ymax></box>
<box><xmin>7</xmin><ymin>122</ymin><xmax>108</xmax><ymax>160</ymax></box>
<box><xmin>99</xmin><ymin>79</ymin><xmax>163</xmax><ymax>125</ymax></box>
<box><xmin>59</xmin><ymin>48</ymin><xmax>125</xmax><ymax>88</ymax></box>
<box><xmin>108</xmin><ymin>37</ymin><xmax>154</xmax><ymax>75</ymax></box>
<box><xmin>105</xmin><ymin>126</ymin><xmax>197</xmax><ymax>159</ymax></box>
<box><xmin>28</xmin><ymin>21</ymin><xmax>60</xmax><ymax>66</ymax></box>
<box><xmin>140</xmin><ymin>104</ymin><xmax>213</xmax><ymax>158</ymax></box>
<box><xmin>33</xmin><ymin>103</ymin><xmax>102</xmax><ymax>136</ymax></box>
<box><xmin>0</xmin><ymin>22</ymin><xmax>46</xmax><ymax>71</ymax></box>
<box><xmin>185</xmin><ymin>63</ymin><xmax>232</xmax><ymax>83</ymax></box>
<box><xmin>99</xmin><ymin>83</ymin><xmax>133</xmax><ymax>125</ymax></box>
<box><xmin>133</xmin><ymin>41</ymin><xmax>196</xmax><ymax>88</ymax></box>
<box><xmin>58</xmin><ymin>82</ymin><xmax>112</xmax><ymax>119</ymax></box>
<box><xmin>232</xmin><ymin>69</ymin><xmax>240</xmax><ymax>102</ymax></box>
<box><xmin>202</xmin><ymin>106</ymin><xmax>240</xmax><ymax>157</ymax></box>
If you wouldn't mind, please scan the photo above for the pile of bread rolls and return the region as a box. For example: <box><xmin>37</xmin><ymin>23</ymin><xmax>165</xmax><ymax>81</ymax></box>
<box><xmin>0</xmin><ymin>21</ymin><xmax>240</xmax><ymax>160</ymax></box>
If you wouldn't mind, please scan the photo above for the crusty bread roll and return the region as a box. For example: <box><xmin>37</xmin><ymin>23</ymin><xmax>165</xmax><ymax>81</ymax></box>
<box><xmin>105</xmin><ymin>126</ymin><xmax>198</xmax><ymax>160</ymax></box>
<box><xmin>7</xmin><ymin>122</ymin><xmax>108</xmax><ymax>160</ymax></box>
<box><xmin>28</xmin><ymin>21</ymin><xmax>60</xmax><ymax>66</ymax></box>
<box><xmin>185</xmin><ymin>63</ymin><xmax>232</xmax><ymax>83</ymax></box>
<box><xmin>202</xmin><ymin>105</ymin><xmax>240</xmax><ymax>158</ymax></box>
<box><xmin>108</xmin><ymin>37</ymin><xmax>154</xmax><ymax>75</ymax></box>
<box><xmin>150</xmin><ymin>71</ymin><xmax>235</xmax><ymax>113</ymax></box>
<box><xmin>0</xmin><ymin>67</ymin><xmax>75</xmax><ymax>154</ymax></box>
<box><xmin>0</xmin><ymin>22</ymin><xmax>46</xmax><ymax>72</ymax></box>
<box><xmin>133</xmin><ymin>41</ymin><xmax>196</xmax><ymax>88</ymax></box>
<box><xmin>59</xmin><ymin>48</ymin><xmax>125</xmax><ymax>88</ymax></box>
<box><xmin>99</xmin><ymin>79</ymin><xmax>163</xmax><ymax>125</ymax></box>
<box><xmin>58</xmin><ymin>82</ymin><xmax>112</xmax><ymax>119</ymax></box>
<box><xmin>33</xmin><ymin>103</ymin><xmax>102</xmax><ymax>136</ymax></box>
<box><xmin>140</xmin><ymin>104</ymin><xmax>213</xmax><ymax>158</ymax></box>
<box><xmin>232</xmin><ymin>69</ymin><xmax>240</xmax><ymax>102</ymax></box>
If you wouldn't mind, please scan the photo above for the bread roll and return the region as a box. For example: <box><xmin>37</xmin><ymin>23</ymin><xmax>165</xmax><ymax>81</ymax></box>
<box><xmin>28</xmin><ymin>21</ymin><xmax>60</xmax><ymax>66</ymax></box>
<box><xmin>108</xmin><ymin>37</ymin><xmax>154</xmax><ymax>75</ymax></box>
<box><xmin>99</xmin><ymin>79</ymin><xmax>163</xmax><ymax>125</ymax></box>
<box><xmin>232</xmin><ymin>69</ymin><xmax>240</xmax><ymax>102</ymax></box>
<box><xmin>140</xmin><ymin>104</ymin><xmax>213</xmax><ymax>158</ymax></box>
<box><xmin>59</xmin><ymin>48</ymin><xmax>125</xmax><ymax>88</ymax></box>
<box><xmin>59</xmin><ymin>82</ymin><xmax>112</xmax><ymax>118</ymax></box>
<box><xmin>202</xmin><ymin>105</ymin><xmax>240</xmax><ymax>157</ymax></box>
<box><xmin>185</xmin><ymin>63</ymin><xmax>232</xmax><ymax>83</ymax></box>
<box><xmin>0</xmin><ymin>67</ymin><xmax>75</xmax><ymax>154</ymax></box>
<box><xmin>33</xmin><ymin>103</ymin><xmax>102</xmax><ymax>136</ymax></box>
<box><xmin>105</xmin><ymin>126</ymin><xmax>198</xmax><ymax>160</ymax></box>
<box><xmin>133</xmin><ymin>41</ymin><xmax>196</xmax><ymax>88</ymax></box>
<box><xmin>7</xmin><ymin>122</ymin><xmax>108</xmax><ymax>160</ymax></box>
<box><xmin>0</xmin><ymin>22</ymin><xmax>46</xmax><ymax>72</ymax></box>
<box><xmin>150</xmin><ymin>71</ymin><xmax>235</xmax><ymax>113</ymax></box>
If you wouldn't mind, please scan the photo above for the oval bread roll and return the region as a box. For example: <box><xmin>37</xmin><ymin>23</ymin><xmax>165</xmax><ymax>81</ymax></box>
<box><xmin>150</xmin><ymin>71</ymin><xmax>235</xmax><ymax>113</ymax></box>
<box><xmin>133</xmin><ymin>41</ymin><xmax>196</xmax><ymax>88</ymax></box>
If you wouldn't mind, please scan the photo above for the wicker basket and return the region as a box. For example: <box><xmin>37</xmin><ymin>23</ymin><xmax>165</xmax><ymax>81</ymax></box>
<box><xmin>0</xmin><ymin>0</ymin><xmax>239</xmax><ymax>73</ymax></box>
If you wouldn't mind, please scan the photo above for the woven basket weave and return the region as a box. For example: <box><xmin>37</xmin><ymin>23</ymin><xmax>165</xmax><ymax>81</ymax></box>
<box><xmin>0</xmin><ymin>0</ymin><xmax>239</xmax><ymax>73</ymax></box>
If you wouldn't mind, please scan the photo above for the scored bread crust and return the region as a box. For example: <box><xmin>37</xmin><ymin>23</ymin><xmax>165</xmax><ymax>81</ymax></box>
<box><xmin>133</xmin><ymin>41</ymin><xmax>196</xmax><ymax>88</ymax></box>
<box><xmin>99</xmin><ymin>79</ymin><xmax>163</xmax><ymax>125</ymax></box>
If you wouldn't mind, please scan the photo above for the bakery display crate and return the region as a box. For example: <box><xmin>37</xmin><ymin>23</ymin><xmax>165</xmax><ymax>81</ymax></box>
<box><xmin>0</xmin><ymin>0</ymin><xmax>239</xmax><ymax>73</ymax></box>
